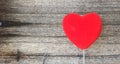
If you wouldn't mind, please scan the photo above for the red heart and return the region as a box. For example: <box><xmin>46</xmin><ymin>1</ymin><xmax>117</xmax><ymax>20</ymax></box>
<box><xmin>62</xmin><ymin>12</ymin><xmax>102</xmax><ymax>50</ymax></box>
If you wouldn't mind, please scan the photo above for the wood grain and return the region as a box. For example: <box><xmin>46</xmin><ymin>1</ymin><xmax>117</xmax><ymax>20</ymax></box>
<box><xmin>2</xmin><ymin>25</ymin><xmax>120</xmax><ymax>37</ymax></box>
<box><xmin>2</xmin><ymin>13</ymin><xmax>120</xmax><ymax>25</ymax></box>
<box><xmin>0</xmin><ymin>0</ymin><xmax>120</xmax><ymax>64</ymax></box>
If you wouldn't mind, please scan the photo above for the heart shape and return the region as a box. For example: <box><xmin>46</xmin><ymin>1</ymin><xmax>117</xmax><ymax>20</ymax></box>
<box><xmin>62</xmin><ymin>12</ymin><xmax>102</xmax><ymax>50</ymax></box>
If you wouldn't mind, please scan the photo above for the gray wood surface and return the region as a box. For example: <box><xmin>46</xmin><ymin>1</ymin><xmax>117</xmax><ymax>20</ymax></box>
<box><xmin>0</xmin><ymin>0</ymin><xmax>120</xmax><ymax>64</ymax></box>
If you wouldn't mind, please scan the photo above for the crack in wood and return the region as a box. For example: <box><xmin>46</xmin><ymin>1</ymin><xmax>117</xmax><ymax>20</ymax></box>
<box><xmin>5</xmin><ymin>54</ymin><xmax>118</xmax><ymax>58</ymax></box>
<box><xmin>0</xmin><ymin>33</ymin><xmax>22</xmax><ymax>37</ymax></box>
<box><xmin>0</xmin><ymin>20</ymin><xmax>32</xmax><ymax>27</ymax></box>
<box><xmin>0</xmin><ymin>54</ymin><xmax>120</xmax><ymax>59</ymax></box>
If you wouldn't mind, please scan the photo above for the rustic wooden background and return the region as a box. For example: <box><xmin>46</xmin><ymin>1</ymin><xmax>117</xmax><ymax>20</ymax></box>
<box><xmin>0</xmin><ymin>0</ymin><xmax>120</xmax><ymax>64</ymax></box>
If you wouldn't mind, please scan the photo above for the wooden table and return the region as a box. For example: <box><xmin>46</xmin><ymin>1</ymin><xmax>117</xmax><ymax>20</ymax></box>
<box><xmin>0</xmin><ymin>0</ymin><xmax>120</xmax><ymax>64</ymax></box>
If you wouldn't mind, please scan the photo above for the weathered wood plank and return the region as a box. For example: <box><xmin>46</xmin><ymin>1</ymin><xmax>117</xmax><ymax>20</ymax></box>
<box><xmin>2</xmin><ymin>25</ymin><xmax>120</xmax><ymax>37</ymax></box>
<box><xmin>0</xmin><ymin>0</ymin><xmax>120</xmax><ymax>14</ymax></box>
<box><xmin>4</xmin><ymin>37</ymin><xmax>120</xmax><ymax>44</ymax></box>
<box><xmin>1</xmin><ymin>14</ymin><xmax>120</xmax><ymax>25</ymax></box>
<box><xmin>0</xmin><ymin>37</ymin><xmax>120</xmax><ymax>55</ymax></box>
<box><xmin>1</xmin><ymin>0</ymin><xmax>120</xmax><ymax>7</ymax></box>
<box><xmin>0</xmin><ymin>55</ymin><xmax>120</xmax><ymax>64</ymax></box>
<box><xmin>1</xmin><ymin>6</ymin><xmax>120</xmax><ymax>14</ymax></box>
